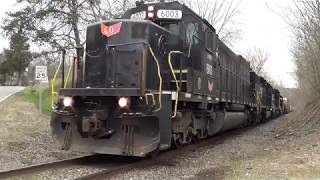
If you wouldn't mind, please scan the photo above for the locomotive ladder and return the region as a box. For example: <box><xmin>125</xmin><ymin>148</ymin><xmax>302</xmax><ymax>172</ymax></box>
<box><xmin>168</xmin><ymin>50</ymin><xmax>187</xmax><ymax>118</ymax></box>
<box><xmin>145</xmin><ymin>47</ymin><xmax>187</xmax><ymax>118</ymax></box>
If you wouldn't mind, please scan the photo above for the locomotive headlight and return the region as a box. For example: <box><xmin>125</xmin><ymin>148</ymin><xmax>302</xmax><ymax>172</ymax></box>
<box><xmin>148</xmin><ymin>12</ymin><xmax>154</xmax><ymax>18</ymax></box>
<box><xmin>63</xmin><ymin>97</ymin><xmax>73</xmax><ymax>107</ymax></box>
<box><xmin>148</xmin><ymin>6</ymin><xmax>155</xmax><ymax>11</ymax></box>
<box><xmin>118</xmin><ymin>97</ymin><xmax>128</xmax><ymax>108</ymax></box>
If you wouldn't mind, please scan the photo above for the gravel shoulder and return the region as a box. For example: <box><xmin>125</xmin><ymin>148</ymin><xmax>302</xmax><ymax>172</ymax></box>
<box><xmin>0</xmin><ymin>92</ymin><xmax>77</xmax><ymax>172</ymax></box>
<box><xmin>109</xmin><ymin>113</ymin><xmax>320</xmax><ymax>180</ymax></box>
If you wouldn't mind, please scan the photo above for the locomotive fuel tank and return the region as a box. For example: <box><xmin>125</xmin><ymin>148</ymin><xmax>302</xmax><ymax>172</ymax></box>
<box><xmin>208</xmin><ymin>111</ymin><xmax>249</xmax><ymax>136</ymax></box>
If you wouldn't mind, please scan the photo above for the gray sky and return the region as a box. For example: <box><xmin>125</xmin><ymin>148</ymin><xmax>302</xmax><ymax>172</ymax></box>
<box><xmin>0</xmin><ymin>0</ymin><xmax>296</xmax><ymax>88</ymax></box>
<box><xmin>234</xmin><ymin>0</ymin><xmax>296</xmax><ymax>88</ymax></box>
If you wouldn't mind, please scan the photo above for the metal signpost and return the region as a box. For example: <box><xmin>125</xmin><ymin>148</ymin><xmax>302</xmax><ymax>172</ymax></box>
<box><xmin>35</xmin><ymin>66</ymin><xmax>48</xmax><ymax>113</ymax></box>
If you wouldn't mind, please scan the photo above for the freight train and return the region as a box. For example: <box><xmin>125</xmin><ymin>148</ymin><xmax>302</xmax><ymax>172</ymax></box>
<box><xmin>51</xmin><ymin>1</ymin><xmax>290</xmax><ymax>157</ymax></box>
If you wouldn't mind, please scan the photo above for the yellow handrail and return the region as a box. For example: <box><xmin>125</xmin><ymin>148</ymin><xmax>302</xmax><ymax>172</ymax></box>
<box><xmin>65</xmin><ymin>57</ymin><xmax>74</xmax><ymax>88</ymax></box>
<box><xmin>147</xmin><ymin>45</ymin><xmax>163</xmax><ymax>112</ymax></box>
<box><xmin>168</xmin><ymin>51</ymin><xmax>184</xmax><ymax>118</ymax></box>
<box><xmin>50</xmin><ymin>45</ymin><xmax>162</xmax><ymax>112</ymax></box>
<box><xmin>51</xmin><ymin>58</ymin><xmax>63</xmax><ymax>109</ymax></box>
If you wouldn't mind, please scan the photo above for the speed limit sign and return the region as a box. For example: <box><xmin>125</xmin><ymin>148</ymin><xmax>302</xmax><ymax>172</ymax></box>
<box><xmin>35</xmin><ymin>66</ymin><xmax>48</xmax><ymax>82</ymax></box>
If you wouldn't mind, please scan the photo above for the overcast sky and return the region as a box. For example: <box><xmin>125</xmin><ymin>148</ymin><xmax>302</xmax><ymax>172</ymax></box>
<box><xmin>235</xmin><ymin>0</ymin><xmax>296</xmax><ymax>88</ymax></box>
<box><xmin>0</xmin><ymin>0</ymin><xmax>296</xmax><ymax>88</ymax></box>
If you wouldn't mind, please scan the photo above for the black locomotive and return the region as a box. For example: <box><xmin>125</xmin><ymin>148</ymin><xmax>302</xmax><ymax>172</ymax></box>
<box><xmin>51</xmin><ymin>1</ymin><xmax>289</xmax><ymax>157</ymax></box>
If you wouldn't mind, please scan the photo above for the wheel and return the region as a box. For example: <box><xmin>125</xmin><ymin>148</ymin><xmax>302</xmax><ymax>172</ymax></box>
<box><xmin>195</xmin><ymin>130</ymin><xmax>202</xmax><ymax>141</ymax></box>
<box><xmin>172</xmin><ymin>133</ymin><xmax>182</xmax><ymax>149</ymax></box>
<box><xmin>148</xmin><ymin>145</ymin><xmax>160</xmax><ymax>158</ymax></box>
<box><xmin>184</xmin><ymin>127</ymin><xmax>193</xmax><ymax>144</ymax></box>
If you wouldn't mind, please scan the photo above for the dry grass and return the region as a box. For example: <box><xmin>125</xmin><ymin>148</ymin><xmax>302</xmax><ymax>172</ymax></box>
<box><xmin>0</xmin><ymin>91</ymin><xmax>77</xmax><ymax>171</ymax></box>
<box><xmin>221</xmin><ymin>102</ymin><xmax>320</xmax><ymax>180</ymax></box>
<box><xmin>276</xmin><ymin>99</ymin><xmax>320</xmax><ymax>137</ymax></box>
<box><xmin>0</xmin><ymin>92</ymin><xmax>49</xmax><ymax>147</ymax></box>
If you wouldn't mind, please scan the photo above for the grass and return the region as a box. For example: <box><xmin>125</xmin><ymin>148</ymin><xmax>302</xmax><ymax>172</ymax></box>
<box><xmin>0</xmin><ymin>92</ymin><xmax>49</xmax><ymax>145</ymax></box>
<box><xmin>22</xmin><ymin>80</ymin><xmax>66</xmax><ymax>115</ymax></box>
<box><xmin>0</xmin><ymin>80</ymin><xmax>77</xmax><ymax>172</ymax></box>
<box><xmin>0</xmin><ymin>83</ymin><xmax>56</xmax><ymax>146</ymax></box>
<box><xmin>22</xmin><ymin>85</ymin><xmax>52</xmax><ymax>114</ymax></box>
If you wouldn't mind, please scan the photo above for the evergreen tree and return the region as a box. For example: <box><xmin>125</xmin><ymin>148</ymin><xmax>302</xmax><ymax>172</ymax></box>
<box><xmin>3</xmin><ymin>24</ymin><xmax>32</xmax><ymax>85</ymax></box>
<box><xmin>0</xmin><ymin>56</ymin><xmax>10</xmax><ymax>85</ymax></box>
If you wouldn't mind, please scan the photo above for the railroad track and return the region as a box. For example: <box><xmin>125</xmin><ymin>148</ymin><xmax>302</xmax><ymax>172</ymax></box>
<box><xmin>75</xmin><ymin>157</ymin><xmax>156</xmax><ymax>180</ymax></box>
<box><xmin>0</xmin><ymin>124</ymin><xmax>259</xmax><ymax>179</ymax></box>
<box><xmin>0</xmin><ymin>155</ymin><xmax>95</xmax><ymax>179</ymax></box>
<box><xmin>0</xmin><ymin>153</ymin><xmax>148</xmax><ymax>179</ymax></box>
<box><xmin>76</xmin><ymin>127</ymin><xmax>253</xmax><ymax>180</ymax></box>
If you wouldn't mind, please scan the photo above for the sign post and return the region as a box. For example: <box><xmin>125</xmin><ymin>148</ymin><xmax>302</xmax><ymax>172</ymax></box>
<box><xmin>35</xmin><ymin>66</ymin><xmax>48</xmax><ymax>113</ymax></box>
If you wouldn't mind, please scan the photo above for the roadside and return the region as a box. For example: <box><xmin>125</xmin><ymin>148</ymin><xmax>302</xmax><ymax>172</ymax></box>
<box><xmin>0</xmin><ymin>91</ymin><xmax>77</xmax><ymax>172</ymax></box>
<box><xmin>0</xmin><ymin>86</ymin><xmax>25</xmax><ymax>102</ymax></box>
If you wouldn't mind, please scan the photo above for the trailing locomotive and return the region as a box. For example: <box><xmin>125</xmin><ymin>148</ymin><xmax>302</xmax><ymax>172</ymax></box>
<box><xmin>51</xmin><ymin>1</ymin><xmax>289</xmax><ymax>157</ymax></box>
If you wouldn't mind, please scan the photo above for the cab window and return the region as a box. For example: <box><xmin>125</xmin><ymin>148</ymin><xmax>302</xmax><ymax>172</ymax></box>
<box><xmin>160</xmin><ymin>22</ymin><xmax>180</xmax><ymax>35</ymax></box>
<box><xmin>185</xmin><ymin>21</ymin><xmax>200</xmax><ymax>46</ymax></box>
<box><xmin>130</xmin><ymin>11</ymin><xmax>146</xmax><ymax>20</ymax></box>
<box><xmin>206</xmin><ymin>30</ymin><xmax>214</xmax><ymax>51</ymax></box>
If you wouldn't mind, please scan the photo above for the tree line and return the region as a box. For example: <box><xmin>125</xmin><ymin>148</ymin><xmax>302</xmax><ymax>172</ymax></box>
<box><xmin>289</xmin><ymin>0</ymin><xmax>320</xmax><ymax>99</ymax></box>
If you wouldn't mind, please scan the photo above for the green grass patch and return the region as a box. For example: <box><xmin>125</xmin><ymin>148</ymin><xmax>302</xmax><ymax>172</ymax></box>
<box><xmin>22</xmin><ymin>85</ymin><xmax>53</xmax><ymax>114</ymax></box>
<box><xmin>22</xmin><ymin>78</ymin><xmax>71</xmax><ymax>114</ymax></box>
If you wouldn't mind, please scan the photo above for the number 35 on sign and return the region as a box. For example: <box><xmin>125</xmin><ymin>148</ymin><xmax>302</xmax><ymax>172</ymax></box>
<box><xmin>35</xmin><ymin>66</ymin><xmax>48</xmax><ymax>82</ymax></box>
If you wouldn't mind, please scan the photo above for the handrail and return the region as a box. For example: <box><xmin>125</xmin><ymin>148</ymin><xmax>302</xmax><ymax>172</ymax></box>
<box><xmin>168</xmin><ymin>51</ymin><xmax>185</xmax><ymax>118</ymax></box>
<box><xmin>50</xmin><ymin>43</ymin><xmax>163</xmax><ymax>113</ymax></box>
<box><xmin>147</xmin><ymin>45</ymin><xmax>163</xmax><ymax>112</ymax></box>
<box><xmin>51</xmin><ymin>58</ymin><xmax>63</xmax><ymax>109</ymax></box>
<box><xmin>105</xmin><ymin>42</ymin><xmax>163</xmax><ymax>112</ymax></box>
<box><xmin>64</xmin><ymin>57</ymin><xmax>74</xmax><ymax>88</ymax></box>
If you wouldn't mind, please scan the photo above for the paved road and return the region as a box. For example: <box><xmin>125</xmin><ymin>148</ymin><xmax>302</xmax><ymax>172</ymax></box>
<box><xmin>0</xmin><ymin>86</ymin><xmax>25</xmax><ymax>102</ymax></box>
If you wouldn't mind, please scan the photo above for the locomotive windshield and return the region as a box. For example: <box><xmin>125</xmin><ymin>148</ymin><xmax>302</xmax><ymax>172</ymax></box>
<box><xmin>122</xmin><ymin>4</ymin><xmax>182</xmax><ymax>35</ymax></box>
<box><xmin>130</xmin><ymin>11</ymin><xmax>147</xmax><ymax>20</ymax></box>
<box><xmin>159</xmin><ymin>21</ymin><xmax>180</xmax><ymax>35</ymax></box>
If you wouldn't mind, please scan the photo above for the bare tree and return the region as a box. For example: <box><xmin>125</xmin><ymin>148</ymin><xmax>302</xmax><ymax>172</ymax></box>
<box><xmin>288</xmin><ymin>0</ymin><xmax>320</xmax><ymax>98</ymax></box>
<box><xmin>3</xmin><ymin>0</ymin><xmax>134</xmax><ymax>57</ymax></box>
<box><xmin>177</xmin><ymin>0</ymin><xmax>242</xmax><ymax>45</ymax></box>
<box><xmin>89</xmin><ymin>0</ymin><xmax>135</xmax><ymax>20</ymax></box>
<box><xmin>245</xmin><ymin>47</ymin><xmax>270</xmax><ymax>75</ymax></box>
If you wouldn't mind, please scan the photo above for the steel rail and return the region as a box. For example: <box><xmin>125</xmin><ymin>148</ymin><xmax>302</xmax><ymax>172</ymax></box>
<box><xmin>0</xmin><ymin>155</ymin><xmax>94</xmax><ymax>179</ymax></box>
<box><xmin>75</xmin><ymin>158</ymin><xmax>155</xmax><ymax>180</ymax></box>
